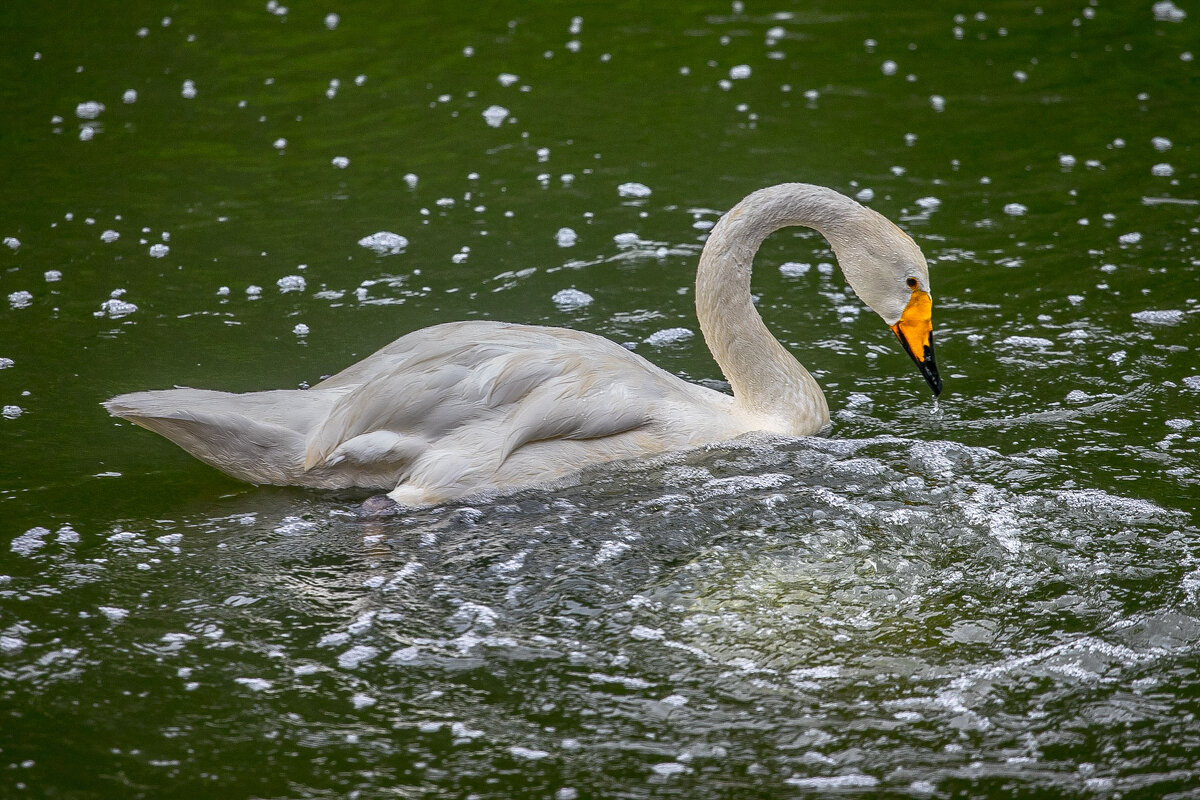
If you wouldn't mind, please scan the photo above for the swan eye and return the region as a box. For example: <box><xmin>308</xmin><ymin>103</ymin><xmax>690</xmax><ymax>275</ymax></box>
<box><xmin>905</xmin><ymin>277</ymin><xmax>918</xmax><ymax>289</ymax></box>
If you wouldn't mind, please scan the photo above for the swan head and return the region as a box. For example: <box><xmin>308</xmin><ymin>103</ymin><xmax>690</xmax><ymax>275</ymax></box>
<box><xmin>825</xmin><ymin>206</ymin><xmax>942</xmax><ymax>396</ymax></box>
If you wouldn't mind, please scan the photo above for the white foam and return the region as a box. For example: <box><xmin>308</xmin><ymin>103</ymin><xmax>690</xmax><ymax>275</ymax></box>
<box><xmin>552</xmin><ymin>288</ymin><xmax>592</xmax><ymax>310</ymax></box>
<box><xmin>358</xmin><ymin>231</ymin><xmax>408</xmax><ymax>255</ymax></box>
<box><xmin>1132</xmin><ymin>309</ymin><xmax>1183</xmax><ymax>325</ymax></box>
<box><xmin>1153</xmin><ymin>1</ymin><xmax>1187</xmax><ymax>21</ymax></box>
<box><xmin>1003</xmin><ymin>335</ymin><xmax>1053</xmax><ymax>347</ymax></box>
<box><xmin>1003</xmin><ymin>203</ymin><xmax>1027</xmax><ymax>216</ymax></box>
<box><xmin>8</xmin><ymin>290</ymin><xmax>32</xmax><ymax>309</ymax></box>
<box><xmin>76</xmin><ymin>101</ymin><xmax>105</xmax><ymax>119</ymax></box>
<box><xmin>482</xmin><ymin>105</ymin><xmax>509</xmax><ymax>127</ymax></box>
<box><xmin>101</xmin><ymin>229</ymin><xmax>120</xmax><ymax>243</ymax></box>
<box><xmin>644</xmin><ymin>327</ymin><xmax>693</xmax><ymax>346</ymax></box>
<box><xmin>555</xmin><ymin>227</ymin><xmax>578</xmax><ymax>247</ymax></box>
<box><xmin>99</xmin><ymin>606</ymin><xmax>129</xmax><ymax>622</ymax></box>
<box><xmin>233</xmin><ymin>677</ymin><xmax>271</xmax><ymax>691</ymax></box>
<box><xmin>3</xmin><ymin>236</ymin><xmax>19</xmax><ymax>250</ymax></box>
<box><xmin>1151</xmin><ymin>163</ymin><xmax>1174</xmax><ymax>177</ymax></box>
<box><xmin>338</xmin><ymin>645</ymin><xmax>380</xmax><ymax>669</ymax></box>
<box><xmin>148</xmin><ymin>243</ymin><xmax>169</xmax><ymax>258</ymax></box>
<box><xmin>617</xmin><ymin>182</ymin><xmax>652</xmax><ymax>198</ymax></box>
<box><xmin>498</xmin><ymin>73</ymin><xmax>520</xmax><ymax>87</ymax></box>
<box><xmin>779</xmin><ymin>261</ymin><xmax>811</xmax><ymax>277</ymax></box>
<box><xmin>331</xmin><ymin>156</ymin><xmax>349</xmax><ymax>168</ymax></box>
<box><xmin>11</xmin><ymin>526</ymin><xmax>50</xmax><ymax>556</ymax></box>
<box><xmin>276</xmin><ymin>274</ymin><xmax>306</xmax><ymax>292</ymax></box>
<box><xmin>729</xmin><ymin>64</ymin><xmax>751</xmax><ymax>79</ymax></box>
<box><xmin>786</xmin><ymin>774</ymin><xmax>879</xmax><ymax>789</ymax></box>
<box><xmin>510</xmin><ymin>746</ymin><xmax>550</xmax><ymax>760</ymax></box>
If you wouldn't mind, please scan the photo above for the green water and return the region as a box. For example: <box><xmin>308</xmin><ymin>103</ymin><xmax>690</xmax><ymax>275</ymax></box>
<box><xmin>2</xmin><ymin>1</ymin><xmax>1199</xmax><ymax>797</ymax></box>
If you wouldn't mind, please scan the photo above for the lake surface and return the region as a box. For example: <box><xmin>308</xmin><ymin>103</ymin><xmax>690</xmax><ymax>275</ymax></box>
<box><xmin>2</xmin><ymin>1</ymin><xmax>1198</xmax><ymax>797</ymax></box>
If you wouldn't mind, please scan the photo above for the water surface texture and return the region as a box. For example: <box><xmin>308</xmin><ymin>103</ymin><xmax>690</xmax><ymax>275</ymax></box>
<box><xmin>2</xmin><ymin>2</ymin><xmax>1199</xmax><ymax>797</ymax></box>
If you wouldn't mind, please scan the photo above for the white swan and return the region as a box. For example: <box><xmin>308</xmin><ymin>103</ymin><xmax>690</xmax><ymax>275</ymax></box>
<box><xmin>105</xmin><ymin>183</ymin><xmax>941</xmax><ymax>506</ymax></box>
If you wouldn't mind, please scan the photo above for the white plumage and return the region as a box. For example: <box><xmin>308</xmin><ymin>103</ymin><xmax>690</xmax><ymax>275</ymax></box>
<box><xmin>105</xmin><ymin>183</ymin><xmax>941</xmax><ymax>506</ymax></box>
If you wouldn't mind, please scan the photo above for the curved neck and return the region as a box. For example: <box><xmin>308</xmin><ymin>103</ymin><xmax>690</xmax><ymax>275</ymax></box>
<box><xmin>695</xmin><ymin>184</ymin><xmax>863</xmax><ymax>433</ymax></box>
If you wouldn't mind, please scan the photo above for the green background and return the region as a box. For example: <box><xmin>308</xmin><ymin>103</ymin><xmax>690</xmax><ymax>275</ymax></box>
<box><xmin>2</xmin><ymin>1</ymin><xmax>1198</xmax><ymax>797</ymax></box>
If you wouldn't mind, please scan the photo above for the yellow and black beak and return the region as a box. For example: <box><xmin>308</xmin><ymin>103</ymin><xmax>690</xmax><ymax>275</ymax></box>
<box><xmin>890</xmin><ymin>288</ymin><xmax>942</xmax><ymax>396</ymax></box>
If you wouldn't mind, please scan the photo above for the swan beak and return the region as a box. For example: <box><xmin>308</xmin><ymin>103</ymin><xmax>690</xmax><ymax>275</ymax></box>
<box><xmin>890</xmin><ymin>289</ymin><xmax>942</xmax><ymax>397</ymax></box>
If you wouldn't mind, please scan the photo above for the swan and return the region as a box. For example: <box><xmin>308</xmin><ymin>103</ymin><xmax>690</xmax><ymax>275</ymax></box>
<box><xmin>105</xmin><ymin>183</ymin><xmax>941</xmax><ymax>506</ymax></box>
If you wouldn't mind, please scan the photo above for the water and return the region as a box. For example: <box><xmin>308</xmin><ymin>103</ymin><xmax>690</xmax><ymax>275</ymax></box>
<box><xmin>2</xmin><ymin>2</ymin><xmax>1199</xmax><ymax>797</ymax></box>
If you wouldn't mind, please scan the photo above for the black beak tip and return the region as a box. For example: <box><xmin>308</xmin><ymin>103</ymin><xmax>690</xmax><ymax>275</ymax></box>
<box><xmin>922</xmin><ymin>347</ymin><xmax>943</xmax><ymax>397</ymax></box>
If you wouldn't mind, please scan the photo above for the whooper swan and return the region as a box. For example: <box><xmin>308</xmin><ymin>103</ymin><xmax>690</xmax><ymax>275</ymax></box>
<box><xmin>105</xmin><ymin>183</ymin><xmax>942</xmax><ymax>506</ymax></box>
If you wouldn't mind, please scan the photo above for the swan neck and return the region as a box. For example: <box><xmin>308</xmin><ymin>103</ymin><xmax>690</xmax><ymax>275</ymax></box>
<box><xmin>695</xmin><ymin>184</ymin><xmax>856</xmax><ymax>433</ymax></box>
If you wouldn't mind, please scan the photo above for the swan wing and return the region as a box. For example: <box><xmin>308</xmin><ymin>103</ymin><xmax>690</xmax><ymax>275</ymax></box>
<box><xmin>302</xmin><ymin>322</ymin><xmax>671</xmax><ymax>473</ymax></box>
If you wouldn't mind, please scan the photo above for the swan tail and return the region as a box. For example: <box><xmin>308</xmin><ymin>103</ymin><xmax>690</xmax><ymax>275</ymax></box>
<box><xmin>104</xmin><ymin>388</ymin><xmax>324</xmax><ymax>486</ymax></box>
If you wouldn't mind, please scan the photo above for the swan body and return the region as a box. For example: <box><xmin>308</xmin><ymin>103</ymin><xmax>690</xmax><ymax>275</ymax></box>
<box><xmin>105</xmin><ymin>183</ymin><xmax>941</xmax><ymax>506</ymax></box>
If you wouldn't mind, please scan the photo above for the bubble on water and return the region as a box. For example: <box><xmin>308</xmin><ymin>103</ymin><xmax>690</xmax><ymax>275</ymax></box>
<box><xmin>651</xmin><ymin>762</ymin><xmax>691</xmax><ymax>777</ymax></box>
<box><xmin>1151</xmin><ymin>163</ymin><xmax>1174</xmax><ymax>177</ymax></box>
<box><xmin>2</xmin><ymin>405</ymin><xmax>22</xmax><ymax>419</ymax></box>
<box><xmin>79</xmin><ymin>126</ymin><xmax>95</xmax><ymax>141</ymax></box>
<box><xmin>122</xmin><ymin>89</ymin><xmax>137</xmax><ymax>104</ymax></box>
<box><xmin>729</xmin><ymin>64</ymin><xmax>751</xmax><ymax>79</ymax></box>
<box><xmin>482</xmin><ymin>105</ymin><xmax>509</xmax><ymax>127</ymax></box>
<box><xmin>511</xmin><ymin>746</ymin><xmax>551</xmax><ymax>760</ymax></box>
<box><xmin>1166</xmin><ymin>418</ymin><xmax>1193</xmax><ymax>430</ymax></box>
<box><xmin>97</xmin><ymin>298</ymin><xmax>138</xmax><ymax>318</ymax></box>
<box><xmin>1153</xmin><ymin>1</ymin><xmax>1187</xmax><ymax>21</ymax></box>
<box><xmin>327</xmin><ymin>155</ymin><xmax>350</xmax><ymax>169</ymax></box>
<box><xmin>402</xmin><ymin>173</ymin><xmax>418</xmax><ymax>189</ymax></box>
<box><xmin>246</xmin><ymin>285</ymin><xmax>263</xmax><ymax>297</ymax></box>
<box><xmin>645</xmin><ymin>327</ymin><xmax>694</xmax><ymax>347</ymax></box>
<box><xmin>779</xmin><ymin>261</ymin><xmax>811</xmax><ymax>277</ymax></box>
<box><xmin>618</xmin><ymin>182</ymin><xmax>652</xmax><ymax>198</ymax></box>
<box><xmin>324</xmin><ymin>12</ymin><xmax>339</xmax><ymax>29</ymax></box>
<box><xmin>881</xmin><ymin>60</ymin><xmax>898</xmax><ymax>75</ymax></box>
<box><xmin>915</xmin><ymin>196</ymin><xmax>941</xmax><ymax>210</ymax></box>
<box><xmin>555</xmin><ymin>227</ymin><xmax>578</xmax><ymax>248</ymax></box>
<box><xmin>1132</xmin><ymin>309</ymin><xmax>1184</xmax><ymax>325</ymax></box>
<box><xmin>3</xmin><ymin>236</ymin><xmax>19</xmax><ymax>250</ymax></box>
<box><xmin>1152</xmin><ymin>136</ymin><xmax>1173</xmax><ymax>151</ymax></box>
<box><xmin>99</xmin><ymin>229</ymin><xmax>120</xmax><ymax>243</ymax></box>
<box><xmin>1065</xmin><ymin>389</ymin><xmax>1091</xmax><ymax>403</ymax></box>
<box><xmin>276</xmin><ymin>274</ymin><xmax>306</xmax><ymax>292</ymax></box>
<box><xmin>1013</xmin><ymin>70</ymin><xmax>1028</xmax><ymax>82</ymax></box>
<box><xmin>787</xmin><ymin>775</ymin><xmax>879</xmax><ymax>790</ymax></box>
<box><xmin>550</xmin><ymin>288</ymin><xmax>593</xmax><ymax>312</ymax></box>
<box><xmin>292</xmin><ymin>323</ymin><xmax>309</xmax><ymax>337</ymax></box>
<box><xmin>11</xmin><ymin>526</ymin><xmax>49</xmax><ymax>556</ymax></box>
<box><xmin>99</xmin><ymin>606</ymin><xmax>129</xmax><ymax>623</ymax></box>
<box><xmin>498</xmin><ymin>73</ymin><xmax>520</xmax><ymax>87</ymax></box>
<box><xmin>233</xmin><ymin>677</ymin><xmax>271</xmax><ymax>691</ymax></box>
<box><xmin>0</xmin><ymin>635</ymin><xmax>25</xmax><ymax>653</ymax></box>
<box><xmin>75</xmin><ymin>101</ymin><xmax>105</xmax><ymax>119</ymax></box>
<box><xmin>0</xmin><ymin>358</ymin><xmax>12</xmax><ymax>369</ymax></box>
<box><xmin>338</xmin><ymin>644</ymin><xmax>380</xmax><ymax>669</ymax></box>
<box><xmin>929</xmin><ymin>94</ymin><xmax>945</xmax><ymax>111</ymax></box>
<box><xmin>181</xmin><ymin>79</ymin><xmax>196</xmax><ymax>99</ymax></box>
<box><xmin>1003</xmin><ymin>335</ymin><xmax>1053</xmax><ymax>347</ymax></box>
<box><xmin>8</xmin><ymin>290</ymin><xmax>33</xmax><ymax>309</ymax></box>
<box><xmin>272</xmin><ymin>137</ymin><xmax>287</xmax><ymax>150</ymax></box>
<box><xmin>1184</xmin><ymin>377</ymin><xmax>1200</xmax><ymax>391</ymax></box>
<box><xmin>1059</xmin><ymin>154</ymin><xmax>1076</xmax><ymax>168</ymax></box>
<box><xmin>358</xmin><ymin>231</ymin><xmax>408</xmax><ymax>255</ymax></box>
<box><xmin>1118</xmin><ymin>232</ymin><xmax>1142</xmax><ymax>245</ymax></box>
<box><xmin>351</xmin><ymin>693</ymin><xmax>376</xmax><ymax>709</ymax></box>
<box><xmin>148</xmin><ymin>243</ymin><xmax>169</xmax><ymax>258</ymax></box>
<box><xmin>1003</xmin><ymin>203</ymin><xmax>1027</xmax><ymax>216</ymax></box>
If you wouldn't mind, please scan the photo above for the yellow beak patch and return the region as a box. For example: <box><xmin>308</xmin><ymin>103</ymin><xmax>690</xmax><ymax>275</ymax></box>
<box><xmin>891</xmin><ymin>289</ymin><xmax>933</xmax><ymax>363</ymax></box>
